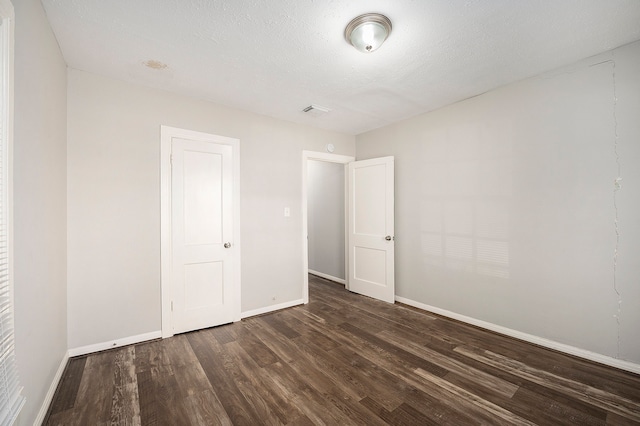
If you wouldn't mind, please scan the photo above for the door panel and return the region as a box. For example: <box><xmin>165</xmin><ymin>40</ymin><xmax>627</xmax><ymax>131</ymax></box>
<box><xmin>353</xmin><ymin>246</ymin><xmax>386</xmax><ymax>284</ymax></box>
<box><xmin>183</xmin><ymin>261</ymin><xmax>224</xmax><ymax>309</ymax></box>
<box><xmin>348</xmin><ymin>156</ymin><xmax>395</xmax><ymax>303</ymax></box>
<box><xmin>353</xmin><ymin>165</ymin><xmax>386</xmax><ymax>235</ymax></box>
<box><xmin>172</xmin><ymin>138</ymin><xmax>234</xmax><ymax>334</ymax></box>
<box><xmin>183</xmin><ymin>150</ymin><xmax>223</xmax><ymax>245</ymax></box>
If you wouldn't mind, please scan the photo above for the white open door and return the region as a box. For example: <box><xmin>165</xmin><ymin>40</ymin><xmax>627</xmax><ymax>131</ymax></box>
<box><xmin>348</xmin><ymin>156</ymin><xmax>395</xmax><ymax>303</ymax></box>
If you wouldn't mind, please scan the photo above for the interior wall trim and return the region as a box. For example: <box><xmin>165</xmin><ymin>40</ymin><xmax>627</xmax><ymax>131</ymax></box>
<box><xmin>67</xmin><ymin>331</ymin><xmax>162</xmax><ymax>358</ymax></box>
<box><xmin>395</xmin><ymin>296</ymin><xmax>640</xmax><ymax>375</ymax></box>
<box><xmin>241</xmin><ymin>299</ymin><xmax>304</xmax><ymax>319</ymax></box>
<box><xmin>308</xmin><ymin>270</ymin><xmax>346</xmax><ymax>285</ymax></box>
<box><xmin>34</xmin><ymin>351</ymin><xmax>69</xmax><ymax>425</ymax></box>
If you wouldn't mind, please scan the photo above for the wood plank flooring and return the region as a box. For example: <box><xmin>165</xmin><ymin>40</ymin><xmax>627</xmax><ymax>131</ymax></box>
<box><xmin>44</xmin><ymin>275</ymin><xmax>640</xmax><ymax>425</ymax></box>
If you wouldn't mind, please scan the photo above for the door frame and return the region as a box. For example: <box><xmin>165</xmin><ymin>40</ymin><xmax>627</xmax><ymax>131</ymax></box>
<box><xmin>302</xmin><ymin>151</ymin><xmax>355</xmax><ymax>303</ymax></box>
<box><xmin>161</xmin><ymin>125</ymin><xmax>241</xmax><ymax>338</ymax></box>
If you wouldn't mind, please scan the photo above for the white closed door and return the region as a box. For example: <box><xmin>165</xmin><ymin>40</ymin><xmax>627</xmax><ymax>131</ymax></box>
<box><xmin>171</xmin><ymin>137</ymin><xmax>234</xmax><ymax>334</ymax></box>
<box><xmin>348</xmin><ymin>156</ymin><xmax>395</xmax><ymax>303</ymax></box>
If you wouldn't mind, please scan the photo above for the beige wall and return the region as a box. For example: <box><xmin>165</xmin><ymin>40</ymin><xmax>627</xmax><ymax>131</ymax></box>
<box><xmin>13</xmin><ymin>0</ymin><xmax>68</xmax><ymax>424</ymax></box>
<box><xmin>357</xmin><ymin>41</ymin><xmax>640</xmax><ymax>364</ymax></box>
<box><xmin>67</xmin><ymin>68</ymin><xmax>355</xmax><ymax>349</ymax></box>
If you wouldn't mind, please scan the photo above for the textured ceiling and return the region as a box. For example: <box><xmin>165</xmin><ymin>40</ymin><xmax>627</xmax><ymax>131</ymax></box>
<box><xmin>41</xmin><ymin>0</ymin><xmax>640</xmax><ymax>135</ymax></box>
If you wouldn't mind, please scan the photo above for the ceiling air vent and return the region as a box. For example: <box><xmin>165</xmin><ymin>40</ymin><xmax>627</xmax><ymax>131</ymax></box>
<box><xmin>302</xmin><ymin>104</ymin><xmax>331</xmax><ymax>117</ymax></box>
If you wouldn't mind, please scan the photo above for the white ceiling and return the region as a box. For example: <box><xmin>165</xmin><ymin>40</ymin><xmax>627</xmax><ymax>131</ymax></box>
<box><xmin>41</xmin><ymin>0</ymin><xmax>640</xmax><ymax>135</ymax></box>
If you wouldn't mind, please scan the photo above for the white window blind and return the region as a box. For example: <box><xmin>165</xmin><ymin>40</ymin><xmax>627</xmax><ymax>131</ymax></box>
<box><xmin>0</xmin><ymin>1</ymin><xmax>24</xmax><ymax>424</ymax></box>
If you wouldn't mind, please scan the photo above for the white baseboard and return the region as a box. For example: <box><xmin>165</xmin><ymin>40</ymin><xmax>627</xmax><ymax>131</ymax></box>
<box><xmin>308</xmin><ymin>270</ymin><xmax>346</xmax><ymax>285</ymax></box>
<box><xmin>395</xmin><ymin>296</ymin><xmax>640</xmax><ymax>375</ymax></box>
<box><xmin>241</xmin><ymin>299</ymin><xmax>304</xmax><ymax>319</ymax></box>
<box><xmin>68</xmin><ymin>330</ymin><xmax>162</xmax><ymax>358</ymax></box>
<box><xmin>34</xmin><ymin>350</ymin><xmax>69</xmax><ymax>426</ymax></box>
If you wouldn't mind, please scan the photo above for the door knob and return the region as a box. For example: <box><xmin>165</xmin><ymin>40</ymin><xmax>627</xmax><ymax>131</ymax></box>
<box><xmin>385</xmin><ymin>236</ymin><xmax>392</xmax><ymax>241</ymax></box>
<box><xmin>224</xmin><ymin>242</ymin><xmax>231</xmax><ymax>248</ymax></box>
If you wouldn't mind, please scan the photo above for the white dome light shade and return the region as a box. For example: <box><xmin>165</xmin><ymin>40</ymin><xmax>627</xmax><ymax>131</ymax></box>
<box><xmin>345</xmin><ymin>13</ymin><xmax>392</xmax><ymax>53</ymax></box>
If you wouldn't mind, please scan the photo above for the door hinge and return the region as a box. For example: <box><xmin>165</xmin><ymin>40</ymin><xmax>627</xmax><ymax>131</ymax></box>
<box><xmin>171</xmin><ymin>301</ymin><xmax>174</xmax><ymax>311</ymax></box>
<box><xmin>170</xmin><ymin>154</ymin><xmax>173</xmax><ymax>166</ymax></box>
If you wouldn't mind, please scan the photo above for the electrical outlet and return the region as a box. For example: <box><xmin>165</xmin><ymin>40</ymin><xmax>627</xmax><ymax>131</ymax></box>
<box><xmin>284</xmin><ymin>207</ymin><xmax>290</xmax><ymax>217</ymax></box>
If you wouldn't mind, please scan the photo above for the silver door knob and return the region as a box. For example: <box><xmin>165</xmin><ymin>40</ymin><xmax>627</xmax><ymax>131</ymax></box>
<box><xmin>385</xmin><ymin>236</ymin><xmax>392</xmax><ymax>241</ymax></box>
<box><xmin>224</xmin><ymin>242</ymin><xmax>231</xmax><ymax>248</ymax></box>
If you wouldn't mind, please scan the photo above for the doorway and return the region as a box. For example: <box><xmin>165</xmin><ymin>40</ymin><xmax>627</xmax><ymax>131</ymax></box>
<box><xmin>302</xmin><ymin>151</ymin><xmax>396</xmax><ymax>305</ymax></box>
<box><xmin>307</xmin><ymin>159</ymin><xmax>346</xmax><ymax>284</ymax></box>
<box><xmin>302</xmin><ymin>151</ymin><xmax>354</xmax><ymax>303</ymax></box>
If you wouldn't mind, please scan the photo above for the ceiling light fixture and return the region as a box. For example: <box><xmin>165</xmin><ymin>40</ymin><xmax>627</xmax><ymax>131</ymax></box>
<box><xmin>344</xmin><ymin>13</ymin><xmax>392</xmax><ymax>53</ymax></box>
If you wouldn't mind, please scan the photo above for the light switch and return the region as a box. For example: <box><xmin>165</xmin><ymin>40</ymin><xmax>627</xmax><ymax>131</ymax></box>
<box><xmin>284</xmin><ymin>207</ymin><xmax>290</xmax><ymax>217</ymax></box>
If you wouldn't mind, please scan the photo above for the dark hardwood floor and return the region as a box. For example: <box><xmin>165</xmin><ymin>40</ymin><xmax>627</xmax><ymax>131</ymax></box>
<box><xmin>44</xmin><ymin>275</ymin><xmax>640</xmax><ymax>425</ymax></box>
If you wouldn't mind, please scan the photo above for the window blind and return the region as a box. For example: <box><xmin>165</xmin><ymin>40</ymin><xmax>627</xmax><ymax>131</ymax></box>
<box><xmin>0</xmin><ymin>2</ymin><xmax>25</xmax><ymax>424</ymax></box>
